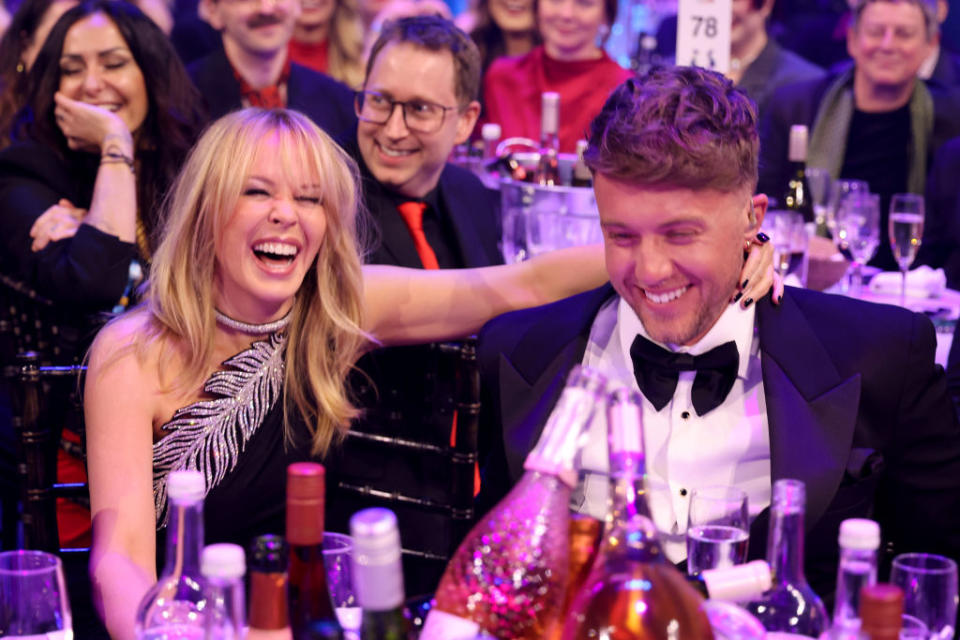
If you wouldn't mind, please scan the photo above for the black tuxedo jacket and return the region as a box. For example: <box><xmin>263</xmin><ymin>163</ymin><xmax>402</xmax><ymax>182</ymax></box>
<box><xmin>187</xmin><ymin>47</ymin><xmax>357</xmax><ymax>138</ymax></box>
<box><xmin>477</xmin><ymin>285</ymin><xmax>960</xmax><ymax>597</ymax></box>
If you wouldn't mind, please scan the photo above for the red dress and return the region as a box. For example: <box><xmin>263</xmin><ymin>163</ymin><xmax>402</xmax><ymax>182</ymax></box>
<box><xmin>481</xmin><ymin>46</ymin><xmax>634</xmax><ymax>153</ymax></box>
<box><xmin>288</xmin><ymin>38</ymin><xmax>330</xmax><ymax>75</ymax></box>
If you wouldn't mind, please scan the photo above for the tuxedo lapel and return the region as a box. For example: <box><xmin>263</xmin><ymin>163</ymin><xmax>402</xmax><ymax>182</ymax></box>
<box><xmin>438</xmin><ymin>168</ymin><xmax>490</xmax><ymax>268</ymax></box>
<box><xmin>757</xmin><ymin>293</ymin><xmax>861</xmax><ymax>530</ymax></box>
<box><xmin>497</xmin><ymin>285</ymin><xmax>616</xmax><ymax>479</ymax></box>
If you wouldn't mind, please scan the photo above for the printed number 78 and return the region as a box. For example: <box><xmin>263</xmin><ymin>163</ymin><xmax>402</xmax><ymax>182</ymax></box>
<box><xmin>691</xmin><ymin>15</ymin><xmax>718</xmax><ymax>37</ymax></box>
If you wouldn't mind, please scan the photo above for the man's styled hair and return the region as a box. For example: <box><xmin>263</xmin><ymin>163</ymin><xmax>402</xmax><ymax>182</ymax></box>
<box><xmin>852</xmin><ymin>0</ymin><xmax>938</xmax><ymax>41</ymax></box>
<box><xmin>365</xmin><ymin>14</ymin><xmax>482</xmax><ymax>106</ymax></box>
<box><xmin>585</xmin><ymin>66</ymin><xmax>760</xmax><ymax>194</ymax></box>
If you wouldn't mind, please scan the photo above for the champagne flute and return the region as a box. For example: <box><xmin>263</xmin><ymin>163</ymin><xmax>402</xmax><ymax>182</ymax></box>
<box><xmin>888</xmin><ymin>193</ymin><xmax>925</xmax><ymax>307</ymax></box>
<box><xmin>890</xmin><ymin>553</ymin><xmax>958</xmax><ymax>639</ymax></box>
<box><xmin>323</xmin><ymin>532</ymin><xmax>359</xmax><ymax>632</ymax></box>
<box><xmin>805</xmin><ymin>168</ymin><xmax>832</xmax><ymax>233</ymax></box>
<box><xmin>0</xmin><ymin>550</ymin><xmax>73</xmax><ymax>638</ymax></box>
<box><xmin>836</xmin><ymin>193</ymin><xmax>880</xmax><ymax>297</ymax></box>
<box><xmin>828</xmin><ymin>179</ymin><xmax>869</xmax><ymax>239</ymax></box>
<box><xmin>686</xmin><ymin>486</ymin><xmax>750</xmax><ymax>574</ymax></box>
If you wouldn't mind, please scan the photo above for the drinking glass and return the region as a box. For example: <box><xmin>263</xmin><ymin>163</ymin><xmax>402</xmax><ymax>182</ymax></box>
<box><xmin>685</xmin><ymin>486</ymin><xmax>749</xmax><ymax>574</ymax></box>
<box><xmin>890</xmin><ymin>553</ymin><xmax>958</xmax><ymax>639</ymax></box>
<box><xmin>827</xmin><ymin>179</ymin><xmax>869</xmax><ymax>237</ymax></box>
<box><xmin>762</xmin><ymin>210</ymin><xmax>809</xmax><ymax>288</ymax></box>
<box><xmin>0</xmin><ymin>549</ymin><xmax>73</xmax><ymax>638</ymax></box>
<box><xmin>888</xmin><ymin>193</ymin><xmax>925</xmax><ymax>307</ymax></box>
<box><xmin>835</xmin><ymin>192</ymin><xmax>880</xmax><ymax>297</ymax></box>
<box><xmin>324</xmin><ymin>532</ymin><xmax>358</xmax><ymax>632</ymax></box>
<box><xmin>805</xmin><ymin>168</ymin><xmax>833</xmax><ymax>232</ymax></box>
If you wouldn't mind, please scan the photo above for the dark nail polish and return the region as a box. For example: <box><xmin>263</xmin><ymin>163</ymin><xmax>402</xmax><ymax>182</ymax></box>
<box><xmin>741</xmin><ymin>278</ymin><xmax>749</xmax><ymax>289</ymax></box>
<box><xmin>756</xmin><ymin>231</ymin><xmax>770</xmax><ymax>243</ymax></box>
<box><xmin>733</xmin><ymin>291</ymin><xmax>743</xmax><ymax>303</ymax></box>
<box><xmin>743</xmin><ymin>297</ymin><xmax>754</xmax><ymax>308</ymax></box>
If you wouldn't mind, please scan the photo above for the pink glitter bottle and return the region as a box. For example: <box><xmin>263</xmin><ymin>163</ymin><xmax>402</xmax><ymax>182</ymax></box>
<box><xmin>419</xmin><ymin>366</ymin><xmax>608</xmax><ymax>640</ymax></box>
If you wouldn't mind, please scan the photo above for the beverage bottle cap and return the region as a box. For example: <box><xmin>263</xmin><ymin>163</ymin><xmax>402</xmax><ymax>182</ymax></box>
<box><xmin>482</xmin><ymin>123</ymin><xmax>501</xmax><ymax>140</ymax></box>
<box><xmin>838</xmin><ymin>518</ymin><xmax>880</xmax><ymax>551</ymax></box>
<box><xmin>860</xmin><ymin>584</ymin><xmax>904</xmax><ymax>639</ymax></box>
<box><xmin>201</xmin><ymin>543</ymin><xmax>246</xmax><ymax>579</ymax></box>
<box><xmin>351</xmin><ymin>507</ymin><xmax>401</xmax><ymax>566</ymax></box>
<box><xmin>541</xmin><ymin>92</ymin><xmax>560</xmax><ymax>135</ymax></box>
<box><xmin>287</xmin><ymin>462</ymin><xmax>326</xmax><ymax>545</ymax></box>
<box><xmin>702</xmin><ymin>560</ymin><xmax>772</xmax><ymax>602</ymax></box>
<box><xmin>250</xmin><ymin>534</ymin><xmax>288</xmax><ymax>573</ymax></box>
<box><xmin>788</xmin><ymin>125</ymin><xmax>809</xmax><ymax>162</ymax></box>
<box><xmin>167</xmin><ymin>470</ymin><xmax>204</xmax><ymax>502</ymax></box>
<box><xmin>772</xmin><ymin>478</ymin><xmax>805</xmax><ymax>514</ymax></box>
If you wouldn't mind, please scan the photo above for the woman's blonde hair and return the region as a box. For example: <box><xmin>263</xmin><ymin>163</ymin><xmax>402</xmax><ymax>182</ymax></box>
<box><xmin>142</xmin><ymin>107</ymin><xmax>368</xmax><ymax>456</ymax></box>
<box><xmin>326</xmin><ymin>0</ymin><xmax>365</xmax><ymax>88</ymax></box>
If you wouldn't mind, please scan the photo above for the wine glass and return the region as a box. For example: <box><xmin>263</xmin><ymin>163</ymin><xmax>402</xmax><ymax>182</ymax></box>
<box><xmin>762</xmin><ymin>210</ymin><xmax>809</xmax><ymax>288</ymax></box>
<box><xmin>685</xmin><ymin>486</ymin><xmax>749</xmax><ymax>574</ymax></box>
<box><xmin>888</xmin><ymin>193</ymin><xmax>925</xmax><ymax>307</ymax></box>
<box><xmin>890</xmin><ymin>553</ymin><xmax>958</xmax><ymax>639</ymax></box>
<box><xmin>805</xmin><ymin>168</ymin><xmax>832</xmax><ymax>232</ymax></box>
<box><xmin>835</xmin><ymin>193</ymin><xmax>880</xmax><ymax>297</ymax></box>
<box><xmin>0</xmin><ymin>550</ymin><xmax>73</xmax><ymax>637</ymax></box>
<box><xmin>827</xmin><ymin>179</ymin><xmax>869</xmax><ymax>238</ymax></box>
<box><xmin>324</xmin><ymin>532</ymin><xmax>358</xmax><ymax>632</ymax></box>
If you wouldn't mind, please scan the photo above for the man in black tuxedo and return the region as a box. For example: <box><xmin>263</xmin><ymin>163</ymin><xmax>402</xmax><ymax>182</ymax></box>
<box><xmin>476</xmin><ymin>66</ymin><xmax>960</xmax><ymax>599</ymax></box>
<box><xmin>188</xmin><ymin>0</ymin><xmax>356</xmax><ymax>136</ymax></box>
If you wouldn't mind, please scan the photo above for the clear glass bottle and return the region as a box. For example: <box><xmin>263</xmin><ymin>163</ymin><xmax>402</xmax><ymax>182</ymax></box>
<box><xmin>135</xmin><ymin>470</ymin><xmax>206</xmax><ymax>640</ymax></box>
<box><xmin>249</xmin><ymin>534</ymin><xmax>291</xmax><ymax>639</ymax></box>
<box><xmin>481</xmin><ymin>123</ymin><xmax>501</xmax><ymax>167</ymax></box>
<box><xmin>571</xmin><ymin>140</ymin><xmax>592</xmax><ymax>188</ymax></box>
<box><xmin>745</xmin><ymin>479</ymin><xmax>828</xmax><ymax>637</ymax></box>
<box><xmin>420</xmin><ymin>365</ymin><xmax>609</xmax><ymax>640</ymax></box>
<box><xmin>351</xmin><ymin>508</ymin><xmax>412</xmax><ymax>640</ymax></box>
<box><xmin>784</xmin><ymin>124</ymin><xmax>815</xmax><ymax>226</ymax></box>
<box><xmin>830</xmin><ymin>519</ymin><xmax>880</xmax><ymax>637</ymax></box>
<box><xmin>562</xmin><ymin>387</ymin><xmax>715</xmax><ymax>639</ymax></box>
<box><xmin>202</xmin><ymin>543</ymin><xmax>246</xmax><ymax>640</ymax></box>
<box><xmin>535</xmin><ymin>91</ymin><xmax>560</xmax><ymax>186</ymax></box>
<box><xmin>287</xmin><ymin>462</ymin><xmax>344</xmax><ymax>640</ymax></box>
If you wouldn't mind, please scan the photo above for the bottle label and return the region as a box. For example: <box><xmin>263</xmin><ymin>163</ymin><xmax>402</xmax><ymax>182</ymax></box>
<box><xmin>419</xmin><ymin>610</ymin><xmax>487</xmax><ymax>640</ymax></box>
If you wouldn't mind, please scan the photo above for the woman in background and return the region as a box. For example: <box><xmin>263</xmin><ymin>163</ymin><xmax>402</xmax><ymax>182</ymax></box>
<box><xmin>288</xmin><ymin>0</ymin><xmax>365</xmax><ymax>88</ymax></box>
<box><xmin>468</xmin><ymin>0</ymin><xmax>538</xmax><ymax>75</ymax></box>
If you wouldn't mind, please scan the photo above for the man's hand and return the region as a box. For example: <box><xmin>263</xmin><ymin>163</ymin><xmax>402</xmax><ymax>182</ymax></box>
<box><xmin>30</xmin><ymin>199</ymin><xmax>87</xmax><ymax>251</ymax></box>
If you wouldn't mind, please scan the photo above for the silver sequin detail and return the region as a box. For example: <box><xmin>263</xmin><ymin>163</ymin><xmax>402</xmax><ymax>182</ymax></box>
<box><xmin>152</xmin><ymin>332</ymin><xmax>286</xmax><ymax>528</ymax></box>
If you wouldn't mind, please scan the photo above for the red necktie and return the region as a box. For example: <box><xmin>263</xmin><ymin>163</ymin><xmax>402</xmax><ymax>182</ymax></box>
<box><xmin>397</xmin><ymin>202</ymin><xmax>439</xmax><ymax>270</ymax></box>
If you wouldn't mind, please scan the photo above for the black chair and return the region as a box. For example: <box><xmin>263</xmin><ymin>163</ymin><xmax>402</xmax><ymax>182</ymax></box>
<box><xmin>324</xmin><ymin>339</ymin><xmax>481</xmax><ymax>596</ymax></box>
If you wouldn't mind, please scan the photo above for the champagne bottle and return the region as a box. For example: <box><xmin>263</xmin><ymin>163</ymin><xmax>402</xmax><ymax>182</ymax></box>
<box><xmin>287</xmin><ymin>462</ymin><xmax>345</xmax><ymax>640</ymax></box>
<box><xmin>202</xmin><ymin>543</ymin><xmax>246</xmax><ymax>640</ymax></box>
<box><xmin>562</xmin><ymin>388</ymin><xmax>715</xmax><ymax>639</ymax></box>
<box><xmin>571</xmin><ymin>140</ymin><xmax>592</xmax><ymax>188</ymax></box>
<box><xmin>535</xmin><ymin>91</ymin><xmax>560</xmax><ymax>186</ymax></box>
<box><xmin>783</xmin><ymin>124</ymin><xmax>815</xmax><ymax>225</ymax></box>
<box><xmin>745</xmin><ymin>479</ymin><xmax>828</xmax><ymax>637</ymax></box>
<box><xmin>135</xmin><ymin>470</ymin><xmax>206</xmax><ymax>640</ymax></box>
<box><xmin>249</xmin><ymin>534</ymin><xmax>291</xmax><ymax>639</ymax></box>
<box><xmin>830</xmin><ymin>519</ymin><xmax>880</xmax><ymax>636</ymax></box>
<box><xmin>350</xmin><ymin>508</ymin><xmax>412</xmax><ymax>640</ymax></box>
<box><xmin>420</xmin><ymin>365</ymin><xmax>609</xmax><ymax>640</ymax></box>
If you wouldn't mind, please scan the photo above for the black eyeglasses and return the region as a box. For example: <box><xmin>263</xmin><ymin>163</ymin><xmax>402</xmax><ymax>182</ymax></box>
<box><xmin>354</xmin><ymin>91</ymin><xmax>460</xmax><ymax>134</ymax></box>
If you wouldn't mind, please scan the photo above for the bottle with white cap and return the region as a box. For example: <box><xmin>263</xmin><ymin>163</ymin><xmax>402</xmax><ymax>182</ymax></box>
<box><xmin>826</xmin><ymin>519</ymin><xmax>881</xmax><ymax>639</ymax></box>
<box><xmin>202</xmin><ymin>543</ymin><xmax>246</xmax><ymax>640</ymax></box>
<box><xmin>135</xmin><ymin>470</ymin><xmax>207</xmax><ymax>639</ymax></box>
<box><xmin>481</xmin><ymin>123</ymin><xmax>501</xmax><ymax>167</ymax></box>
<box><xmin>350</xmin><ymin>508</ymin><xmax>412</xmax><ymax>640</ymax></box>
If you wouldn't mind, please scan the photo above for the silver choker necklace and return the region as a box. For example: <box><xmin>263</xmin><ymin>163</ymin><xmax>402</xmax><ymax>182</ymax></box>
<box><xmin>215</xmin><ymin>309</ymin><xmax>292</xmax><ymax>335</ymax></box>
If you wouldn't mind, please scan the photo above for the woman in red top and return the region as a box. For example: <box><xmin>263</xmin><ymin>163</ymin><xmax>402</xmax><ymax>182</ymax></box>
<box><xmin>481</xmin><ymin>0</ymin><xmax>633</xmax><ymax>153</ymax></box>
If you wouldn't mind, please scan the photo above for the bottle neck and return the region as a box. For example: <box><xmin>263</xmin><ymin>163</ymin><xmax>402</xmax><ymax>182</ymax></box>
<box><xmin>606</xmin><ymin>453</ymin><xmax>664</xmax><ymax>563</ymax></box>
<box><xmin>205</xmin><ymin>576</ymin><xmax>246</xmax><ymax>637</ymax></box>
<box><xmin>768</xmin><ymin>506</ymin><xmax>807</xmax><ymax>585</ymax></box>
<box><xmin>163</xmin><ymin>498</ymin><xmax>204</xmax><ymax>578</ymax></box>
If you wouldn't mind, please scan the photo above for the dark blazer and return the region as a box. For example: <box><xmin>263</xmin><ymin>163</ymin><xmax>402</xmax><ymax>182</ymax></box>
<box><xmin>187</xmin><ymin>47</ymin><xmax>357</xmax><ymax>138</ymax></box>
<box><xmin>929</xmin><ymin>47</ymin><xmax>960</xmax><ymax>89</ymax></box>
<box><xmin>338</xmin><ymin>131</ymin><xmax>503</xmax><ymax>269</ymax></box>
<box><xmin>918</xmin><ymin>135</ymin><xmax>960</xmax><ymax>288</ymax></box>
<box><xmin>477</xmin><ymin>285</ymin><xmax>960</xmax><ymax>597</ymax></box>
<box><xmin>0</xmin><ymin>140</ymin><xmax>137</xmax><ymax>310</ymax></box>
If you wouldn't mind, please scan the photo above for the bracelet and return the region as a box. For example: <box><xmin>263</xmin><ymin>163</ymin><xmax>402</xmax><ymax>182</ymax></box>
<box><xmin>101</xmin><ymin>150</ymin><xmax>135</xmax><ymax>173</ymax></box>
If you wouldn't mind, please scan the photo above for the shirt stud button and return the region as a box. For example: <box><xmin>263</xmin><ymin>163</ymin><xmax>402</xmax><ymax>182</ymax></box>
<box><xmin>681</xmin><ymin>411</ymin><xmax>690</xmax><ymax>419</ymax></box>
<box><xmin>680</xmin><ymin>488</ymin><xmax>688</xmax><ymax>497</ymax></box>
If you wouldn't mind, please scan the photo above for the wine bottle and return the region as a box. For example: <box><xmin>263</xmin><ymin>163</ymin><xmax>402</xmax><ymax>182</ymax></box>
<box><xmin>745</xmin><ymin>479</ymin><xmax>828</xmax><ymax>637</ymax></box>
<box><xmin>420</xmin><ymin>365</ymin><xmax>609</xmax><ymax>640</ymax></box>
<box><xmin>287</xmin><ymin>462</ymin><xmax>345</xmax><ymax>640</ymax></box>
<box><xmin>830</xmin><ymin>519</ymin><xmax>880</xmax><ymax>636</ymax></box>
<box><xmin>783</xmin><ymin>124</ymin><xmax>815</xmax><ymax>225</ymax></box>
<box><xmin>545</xmin><ymin>514</ymin><xmax>604</xmax><ymax>640</ymax></box>
<box><xmin>249</xmin><ymin>534</ymin><xmax>291</xmax><ymax>639</ymax></box>
<box><xmin>535</xmin><ymin>91</ymin><xmax>560</xmax><ymax>186</ymax></box>
<box><xmin>351</xmin><ymin>508</ymin><xmax>412</xmax><ymax>640</ymax></box>
<box><xmin>562</xmin><ymin>388</ymin><xmax>715</xmax><ymax>639</ymax></box>
<box><xmin>571</xmin><ymin>139</ymin><xmax>592</xmax><ymax>188</ymax></box>
<box><xmin>202</xmin><ymin>543</ymin><xmax>246</xmax><ymax>640</ymax></box>
<box><xmin>135</xmin><ymin>470</ymin><xmax>206</xmax><ymax>640</ymax></box>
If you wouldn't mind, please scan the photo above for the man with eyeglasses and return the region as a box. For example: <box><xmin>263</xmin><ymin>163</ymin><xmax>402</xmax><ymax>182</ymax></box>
<box><xmin>189</xmin><ymin>0</ymin><xmax>356</xmax><ymax>135</ymax></box>
<box><xmin>325</xmin><ymin>15</ymin><xmax>502</xmax><ymax>597</ymax></box>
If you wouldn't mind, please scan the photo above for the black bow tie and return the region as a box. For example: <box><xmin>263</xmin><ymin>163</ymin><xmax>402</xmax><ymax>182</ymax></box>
<box><xmin>629</xmin><ymin>335</ymin><xmax>739</xmax><ymax>416</ymax></box>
